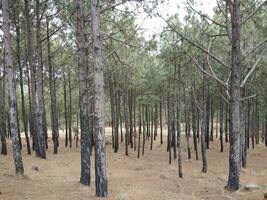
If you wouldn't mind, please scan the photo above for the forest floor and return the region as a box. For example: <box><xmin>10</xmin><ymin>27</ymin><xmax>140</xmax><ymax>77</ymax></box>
<box><xmin>0</xmin><ymin>128</ymin><xmax>267</xmax><ymax>200</ymax></box>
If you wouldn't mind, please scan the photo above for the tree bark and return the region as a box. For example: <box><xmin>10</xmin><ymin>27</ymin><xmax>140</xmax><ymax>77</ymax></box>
<box><xmin>77</xmin><ymin>0</ymin><xmax>91</xmax><ymax>186</ymax></box>
<box><xmin>36</xmin><ymin>0</ymin><xmax>47</xmax><ymax>156</ymax></box>
<box><xmin>47</xmin><ymin>19</ymin><xmax>59</xmax><ymax>154</ymax></box>
<box><xmin>227</xmin><ymin>0</ymin><xmax>241</xmax><ymax>190</ymax></box>
<box><xmin>15</xmin><ymin>23</ymin><xmax>31</xmax><ymax>154</ymax></box>
<box><xmin>0</xmin><ymin>71</ymin><xmax>7</xmax><ymax>155</ymax></box>
<box><xmin>63</xmin><ymin>73</ymin><xmax>68</xmax><ymax>147</ymax></box>
<box><xmin>68</xmin><ymin>69</ymin><xmax>72</xmax><ymax>148</ymax></box>
<box><xmin>201</xmin><ymin>71</ymin><xmax>208</xmax><ymax>173</ymax></box>
<box><xmin>25</xmin><ymin>0</ymin><xmax>45</xmax><ymax>157</ymax></box>
<box><xmin>90</xmin><ymin>0</ymin><xmax>108</xmax><ymax>196</ymax></box>
<box><xmin>2</xmin><ymin>0</ymin><xmax>24</xmax><ymax>174</ymax></box>
<box><xmin>219</xmin><ymin>90</ymin><xmax>224</xmax><ymax>152</ymax></box>
<box><xmin>191</xmin><ymin>91</ymin><xmax>199</xmax><ymax>160</ymax></box>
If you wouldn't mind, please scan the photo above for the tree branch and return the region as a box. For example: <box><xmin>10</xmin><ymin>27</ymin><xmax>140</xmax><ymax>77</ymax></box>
<box><xmin>240</xmin><ymin>51</ymin><xmax>265</xmax><ymax>88</ymax></box>
<box><xmin>241</xmin><ymin>0</ymin><xmax>267</xmax><ymax>25</ymax></box>
<box><xmin>160</xmin><ymin>15</ymin><xmax>230</xmax><ymax>69</ymax></box>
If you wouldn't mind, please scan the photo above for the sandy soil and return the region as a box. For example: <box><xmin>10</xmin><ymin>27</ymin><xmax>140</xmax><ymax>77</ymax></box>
<box><xmin>0</xmin><ymin>128</ymin><xmax>266</xmax><ymax>200</ymax></box>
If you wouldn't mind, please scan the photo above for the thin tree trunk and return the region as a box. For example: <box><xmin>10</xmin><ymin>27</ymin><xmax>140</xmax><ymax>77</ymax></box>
<box><xmin>191</xmin><ymin>91</ymin><xmax>199</xmax><ymax>160</ymax></box>
<box><xmin>3</xmin><ymin>0</ymin><xmax>24</xmax><ymax>174</ymax></box>
<box><xmin>225</xmin><ymin>103</ymin><xmax>229</xmax><ymax>143</ymax></box>
<box><xmin>63</xmin><ymin>73</ymin><xmax>68</xmax><ymax>147</ymax></box>
<box><xmin>201</xmin><ymin>70</ymin><xmax>208</xmax><ymax>173</ymax></box>
<box><xmin>16</xmin><ymin>24</ymin><xmax>31</xmax><ymax>154</ymax></box>
<box><xmin>177</xmin><ymin>63</ymin><xmax>183</xmax><ymax>178</ymax></box>
<box><xmin>36</xmin><ymin>1</ymin><xmax>48</xmax><ymax>150</ymax></box>
<box><xmin>219</xmin><ymin>90</ymin><xmax>224</xmax><ymax>152</ymax></box>
<box><xmin>123</xmin><ymin>92</ymin><xmax>129</xmax><ymax>156</ymax></box>
<box><xmin>114</xmin><ymin>83</ymin><xmax>119</xmax><ymax>153</ymax></box>
<box><xmin>47</xmin><ymin>19</ymin><xmax>59</xmax><ymax>154</ymax></box>
<box><xmin>150</xmin><ymin>107</ymin><xmax>154</xmax><ymax>150</ymax></box>
<box><xmin>0</xmin><ymin>72</ymin><xmax>7</xmax><ymax>155</ymax></box>
<box><xmin>68</xmin><ymin>69</ymin><xmax>72</xmax><ymax>148</ymax></box>
<box><xmin>210</xmin><ymin>97</ymin><xmax>214</xmax><ymax>142</ymax></box>
<box><xmin>137</xmin><ymin>105</ymin><xmax>141</xmax><ymax>158</ymax></box>
<box><xmin>160</xmin><ymin>100</ymin><xmax>163</xmax><ymax>145</ymax></box>
<box><xmin>129</xmin><ymin>90</ymin><xmax>133</xmax><ymax>149</ymax></box>
<box><xmin>142</xmin><ymin>106</ymin><xmax>146</xmax><ymax>156</ymax></box>
<box><xmin>25</xmin><ymin>0</ymin><xmax>46</xmax><ymax>158</ymax></box>
<box><xmin>205</xmin><ymin>86</ymin><xmax>210</xmax><ymax>149</ymax></box>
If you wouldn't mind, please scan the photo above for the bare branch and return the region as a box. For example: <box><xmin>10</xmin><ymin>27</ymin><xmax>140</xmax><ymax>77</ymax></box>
<box><xmin>240</xmin><ymin>94</ymin><xmax>257</xmax><ymax>101</ymax></box>
<box><xmin>241</xmin><ymin>0</ymin><xmax>267</xmax><ymax>25</ymax></box>
<box><xmin>240</xmin><ymin>51</ymin><xmax>265</xmax><ymax>88</ymax></box>
<box><xmin>243</xmin><ymin>38</ymin><xmax>267</xmax><ymax>59</ymax></box>
<box><xmin>186</xmin><ymin>1</ymin><xmax>226</xmax><ymax>28</ymax></box>
<box><xmin>159</xmin><ymin>15</ymin><xmax>230</xmax><ymax>69</ymax></box>
<box><xmin>189</xmin><ymin>55</ymin><xmax>229</xmax><ymax>88</ymax></box>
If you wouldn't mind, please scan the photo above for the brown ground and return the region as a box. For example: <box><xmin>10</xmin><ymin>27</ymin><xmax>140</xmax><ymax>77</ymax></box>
<box><xmin>0</xmin><ymin>128</ymin><xmax>266</xmax><ymax>200</ymax></box>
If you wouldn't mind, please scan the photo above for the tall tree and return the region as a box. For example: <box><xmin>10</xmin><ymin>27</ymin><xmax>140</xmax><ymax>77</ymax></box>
<box><xmin>77</xmin><ymin>0</ymin><xmax>91</xmax><ymax>186</ymax></box>
<box><xmin>47</xmin><ymin>18</ymin><xmax>59</xmax><ymax>154</ymax></box>
<box><xmin>2</xmin><ymin>0</ymin><xmax>24</xmax><ymax>174</ymax></box>
<box><xmin>90</xmin><ymin>0</ymin><xmax>108</xmax><ymax>196</ymax></box>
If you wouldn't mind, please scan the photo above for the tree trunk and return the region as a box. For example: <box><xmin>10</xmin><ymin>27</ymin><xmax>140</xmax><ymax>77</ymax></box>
<box><xmin>90</xmin><ymin>0</ymin><xmax>108</xmax><ymax>196</ymax></box>
<box><xmin>77</xmin><ymin>0</ymin><xmax>91</xmax><ymax>186</ymax></box>
<box><xmin>16</xmin><ymin>24</ymin><xmax>31</xmax><ymax>154</ymax></box>
<box><xmin>36</xmin><ymin>0</ymin><xmax>47</xmax><ymax>156</ymax></box>
<box><xmin>210</xmin><ymin>97</ymin><xmax>214</xmax><ymax>142</ymax></box>
<box><xmin>25</xmin><ymin>0</ymin><xmax>46</xmax><ymax>158</ymax></box>
<box><xmin>47</xmin><ymin>19</ymin><xmax>59</xmax><ymax>154</ymax></box>
<box><xmin>36</xmin><ymin>1</ymin><xmax>48</xmax><ymax>150</ymax></box>
<box><xmin>227</xmin><ymin>0</ymin><xmax>241</xmax><ymax>190</ymax></box>
<box><xmin>123</xmin><ymin>92</ymin><xmax>129</xmax><ymax>156</ymax></box>
<box><xmin>142</xmin><ymin>106</ymin><xmax>146</xmax><ymax>156</ymax></box>
<box><xmin>191</xmin><ymin>91</ymin><xmax>199</xmax><ymax>160</ymax></box>
<box><xmin>240</xmin><ymin>89</ymin><xmax>246</xmax><ymax>168</ymax></box>
<box><xmin>68</xmin><ymin>69</ymin><xmax>72</xmax><ymax>148</ymax></box>
<box><xmin>3</xmin><ymin>0</ymin><xmax>24</xmax><ymax>174</ymax></box>
<box><xmin>225</xmin><ymin>103</ymin><xmax>229</xmax><ymax>143</ymax></box>
<box><xmin>201</xmin><ymin>71</ymin><xmax>208</xmax><ymax>173</ymax></box>
<box><xmin>137</xmin><ymin>104</ymin><xmax>141</xmax><ymax>158</ymax></box>
<box><xmin>177</xmin><ymin>63</ymin><xmax>183</xmax><ymax>177</ymax></box>
<box><xmin>219</xmin><ymin>91</ymin><xmax>224</xmax><ymax>152</ymax></box>
<box><xmin>0</xmin><ymin>71</ymin><xmax>7</xmax><ymax>155</ymax></box>
<box><xmin>114</xmin><ymin>83</ymin><xmax>119</xmax><ymax>153</ymax></box>
<box><xmin>129</xmin><ymin>90</ymin><xmax>133</xmax><ymax>149</ymax></box>
<box><xmin>63</xmin><ymin>73</ymin><xmax>68</xmax><ymax>147</ymax></box>
<box><xmin>205</xmin><ymin>86</ymin><xmax>210</xmax><ymax>149</ymax></box>
<box><xmin>160</xmin><ymin>100</ymin><xmax>163</xmax><ymax>144</ymax></box>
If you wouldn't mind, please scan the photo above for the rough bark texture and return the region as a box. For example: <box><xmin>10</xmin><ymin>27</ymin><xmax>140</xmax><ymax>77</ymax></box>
<box><xmin>77</xmin><ymin>0</ymin><xmax>91</xmax><ymax>186</ymax></box>
<box><xmin>90</xmin><ymin>0</ymin><xmax>108</xmax><ymax>196</ymax></box>
<box><xmin>36</xmin><ymin>0</ymin><xmax>48</xmax><ymax>149</ymax></box>
<box><xmin>35</xmin><ymin>0</ymin><xmax>46</xmax><ymax>158</ymax></box>
<box><xmin>227</xmin><ymin>0</ymin><xmax>241</xmax><ymax>190</ymax></box>
<box><xmin>3</xmin><ymin>0</ymin><xmax>24</xmax><ymax>174</ymax></box>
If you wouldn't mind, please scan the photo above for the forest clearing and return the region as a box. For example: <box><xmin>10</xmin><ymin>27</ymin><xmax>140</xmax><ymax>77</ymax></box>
<box><xmin>1</xmin><ymin>129</ymin><xmax>267</xmax><ymax>200</ymax></box>
<box><xmin>0</xmin><ymin>0</ymin><xmax>267</xmax><ymax>199</ymax></box>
